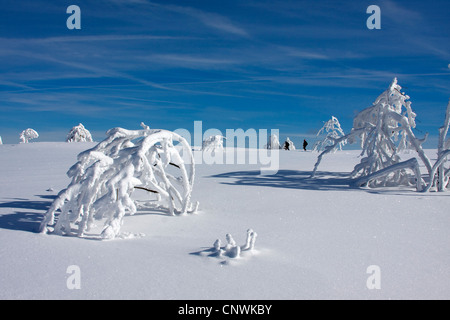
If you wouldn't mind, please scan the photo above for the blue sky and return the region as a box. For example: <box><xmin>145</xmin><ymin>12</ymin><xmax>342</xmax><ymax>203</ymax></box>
<box><xmin>0</xmin><ymin>0</ymin><xmax>449</xmax><ymax>147</ymax></box>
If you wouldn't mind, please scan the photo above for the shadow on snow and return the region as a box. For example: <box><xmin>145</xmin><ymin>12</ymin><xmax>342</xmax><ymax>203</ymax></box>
<box><xmin>0</xmin><ymin>195</ymin><xmax>56</xmax><ymax>233</ymax></box>
<box><xmin>210</xmin><ymin>170</ymin><xmax>356</xmax><ymax>192</ymax></box>
<box><xmin>0</xmin><ymin>194</ymin><xmax>173</xmax><ymax>235</ymax></box>
<box><xmin>210</xmin><ymin>169</ymin><xmax>449</xmax><ymax>196</ymax></box>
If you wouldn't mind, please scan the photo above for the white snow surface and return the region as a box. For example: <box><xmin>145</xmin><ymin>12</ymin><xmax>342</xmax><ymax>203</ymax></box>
<box><xmin>0</xmin><ymin>142</ymin><xmax>449</xmax><ymax>299</ymax></box>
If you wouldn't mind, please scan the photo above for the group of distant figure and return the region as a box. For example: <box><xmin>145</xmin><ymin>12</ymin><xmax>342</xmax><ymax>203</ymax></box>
<box><xmin>282</xmin><ymin>138</ymin><xmax>308</xmax><ymax>151</ymax></box>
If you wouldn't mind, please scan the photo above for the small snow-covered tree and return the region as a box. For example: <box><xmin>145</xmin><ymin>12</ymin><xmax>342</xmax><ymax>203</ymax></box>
<box><xmin>313</xmin><ymin>78</ymin><xmax>424</xmax><ymax>188</ymax></box>
<box><xmin>67</xmin><ymin>123</ymin><xmax>93</xmax><ymax>142</ymax></box>
<box><xmin>266</xmin><ymin>134</ymin><xmax>281</xmax><ymax>149</ymax></box>
<box><xmin>40</xmin><ymin>124</ymin><xmax>199</xmax><ymax>239</ymax></box>
<box><xmin>0</xmin><ymin>136</ymin><xmax>3</xmax><ymax>145</ymax></box>
<box><xmin>434</xmin><ymin>99</ymin><xmax>450</xmax><ymax>191</ymax></box>
<box><xmin>202</xmin><ymin>135</ymin><xmax>225</xmax><ymax>152</ymax></box>
<box><xmin>312</xmin><ymin>78</ymin><xmax>450</xmax><ymax>192</ymax></box>
<box><xmin>282</xmin><ymin>137</ymin><xmax>296</xmax><ymax>150</ymax></box>
<box><xmin>19</xmin><ymin>128</ymin><xmax>39</xmax><ymax>143</ymax></box>
<box><xmin>312</xmin><ymin>78</ymin><xmax>421</xmax><ymax>188</ymax></box>
<box><xmin>313</xmin><ymin>116</ymin><xmax>346</xmax><ymax>152</ymax></box>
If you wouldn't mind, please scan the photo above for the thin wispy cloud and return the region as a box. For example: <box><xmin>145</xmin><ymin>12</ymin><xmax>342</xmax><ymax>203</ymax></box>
<box><xmin>380</xmin><ymin>0</ymin><xmax>423</xmax><ymax>25</ymax></box>
<box><xmin>147</xmin><ymin>1</ymin><xmax>250</xmax><ymax>37</ymax></box>
<box><xmin>145</xmin><ymin>53</ymin><xmax>240</xmax><ymax>69</ymax></box>
<box><xmin>280</xmin><ymin>47</ymin><xmax>330</xmax><ymax>60</ymax></box>
<box><xmin>190</xmin><ymin>9</ymin><xmax>249</xmax><ymax>38</ymax></box>
<box><xmin>108</xmin><ymin>0</ymin><xmax>149</xmax><ymax>4</ymax></box>
<box><xmin>0</xmin><ymin>34</ymin><xmax>197</xmax><ymax>44</ymax></box>
<box><xmin>0</xmin><ymin>80</ymin><xmax>34</xmax><ymax>90</ymax></box>
<box><xmin>0</xmin><ymin>46</ymin><xmax>178</xmax><ymax>91</ymax></box>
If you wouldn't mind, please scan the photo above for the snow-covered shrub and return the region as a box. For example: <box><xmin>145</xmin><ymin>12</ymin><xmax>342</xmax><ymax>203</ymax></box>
<box><xmin>282</xmin><ymin>137</ymin><xmax>296</xmax><ymax>150</ymax></box>
<box><xmin>40</xmin><ymin>124</ymin><xmax>199</xmax><ymax>239</ymax></box>
<box><xmin>19</xmin><ymin>128</ymin><xmax>39</xmax><ymax>143</ymax></box>
<box><xmin>67</xmin><ymin>123</ymin><xmax>93</xmax><ymax>142</ymax></box>
<box><xmin>266</xmin><ymin>134</ymin><xmax>281</xmax><ymax>149</ymax></box>
<box><xmin>313</xmin><ymin>116</ymin><xmax>346</xmax><ymax>152</ymax></box>
<box><xmin>202</xmin><ymin>135</ymin><xmax>225</xmax><ymax>152</ymax></box>
<box><xmin>312</xmin><ymin>78</ymin><xmax>450</xmax><ymax>192</ymax></box>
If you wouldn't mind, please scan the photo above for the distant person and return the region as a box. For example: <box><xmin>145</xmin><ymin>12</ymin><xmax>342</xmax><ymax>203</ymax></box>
<box><xmin>303</xmin><ymin>139</ymin><xmax>308</xmax><ymax>151</ymax></box>
<box><xmin>283</xmin><ymin>137</ymin><xmax>295</xmax><ymax>151</ymax></box>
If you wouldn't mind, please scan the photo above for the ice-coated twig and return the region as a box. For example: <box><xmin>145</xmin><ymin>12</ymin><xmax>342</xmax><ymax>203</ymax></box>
<box><xmin>213</xmin><ymin>239</ymin><xmax>221</xmax><ymax>252</ymax></box>
<box><xmin>225</xmin><ymin>233</ymin><xmax>236</xmax><ymax>251</ymax></box>
<box><xmin>243</xmin><ymin>229</ymin><xmax>254</xmax><ymax>250</ymax></box>
<box><xmin>249</xmin><ymin>231</ymin><xmax>257</xmax><ymax>251</ymax></box>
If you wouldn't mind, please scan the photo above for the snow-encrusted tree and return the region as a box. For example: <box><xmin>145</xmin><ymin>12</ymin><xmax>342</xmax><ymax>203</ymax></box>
<box><xmin>434</xmin><ymin>99</ymin><xmax>450</xmax><ymax>191</ymax></box>
<box><xmin>312</xmin><ymin>78</ymin><xmax>421</xmax><ymax>188</ymax></box>
<box><xmin>202</xmin><ymin>135</ymin><xmax>225</xmax><ymax>152</ymax></box>
<box><xmin>282</xmin><ymin>137</ymin><xmax>296</xmax><ymax>150</ymax></box>
<box><xmin>266</xmin><ymin>134</ymin><xmax>281</xmax><ymax>149</ymax></box>
<box><xmin>0</xmin><ymin>136</ymin><xmax>3</xmax><ymax>145</ymax></box>
<box><xmin>40</xmin><ymin>124</ymin><xmax>199</xmax><ymax>239</ymax></box>
<box><xmin>313</xmin><ymin>116</ymin><xmax>346</xmax><ymax>152</ymax></box>
<box><xmin>312</xmin><ymin>78</ymin><xmax>450</xmax><ymax>192</ymax></box>
<box><xmin>67</xmin><ymin>123</ymin><xmax>93</xmax><ymax>142</ymax></box>
<box><xmin>19</xmin><ymin>128</ymin><xmax>39</xmax><ymax>143</ymax></box>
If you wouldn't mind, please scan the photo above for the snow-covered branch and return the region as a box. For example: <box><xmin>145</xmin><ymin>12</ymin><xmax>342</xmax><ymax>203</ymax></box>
<box><xmin>311</xmin><ymin>129</ymin><xmax>362</xmax><ymax>178</ymax></box>
<box><xmin>353</xmin><ymin>158</ymin><xmax>423</xmax><ymax>191</ymax></box>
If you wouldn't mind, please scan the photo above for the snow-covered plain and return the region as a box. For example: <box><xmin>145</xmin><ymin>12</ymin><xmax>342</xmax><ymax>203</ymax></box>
<box><xmin>0</xmin><ymin>142</ymin><xmax>449</xmax><ymax>299</ymax></box>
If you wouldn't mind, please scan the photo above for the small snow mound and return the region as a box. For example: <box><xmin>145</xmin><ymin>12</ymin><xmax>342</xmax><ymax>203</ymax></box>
<box><xmin>116</xmin><ymin>232</ymin><xmax>146</xmax><ymax>240</ymax></box>
<box><xmin>192</xmin><ymin>229</ymin><xmax>258</xmax><ymax>264</ymax></box>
